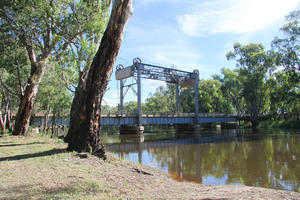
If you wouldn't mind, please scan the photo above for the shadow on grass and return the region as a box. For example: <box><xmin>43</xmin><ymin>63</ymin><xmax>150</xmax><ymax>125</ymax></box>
<box><xmin>0</xmin><ymin>142</ymin><xmax>46</xmax><ymax>148</ymax></box>
<box><xmin>0</xmin><ymin>183</ymin><xmax>81</xmax><ymax>200</ymax></box>
<box><xmin>0</xmin><ymin>148</ymin><xmax>66</xmax><ymax>162</ymax></box>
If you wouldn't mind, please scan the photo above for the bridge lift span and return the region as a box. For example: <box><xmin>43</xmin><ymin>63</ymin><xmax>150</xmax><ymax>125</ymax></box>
<box><xmin>115</xmin><ymin>58</ymin><xmax>200</xmax><ymax>128</ymax></box>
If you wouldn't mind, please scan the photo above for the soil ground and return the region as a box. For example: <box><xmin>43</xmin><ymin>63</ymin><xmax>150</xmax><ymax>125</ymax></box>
<box><xmin>0</xmin><ymin>135</ymin><xmax>299</xmax><ymax>199</ymax></box>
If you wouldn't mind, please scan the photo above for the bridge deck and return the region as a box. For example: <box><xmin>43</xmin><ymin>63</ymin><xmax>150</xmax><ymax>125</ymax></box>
<box><xmin>30</xmin><ymin>113</ymin><xmax>248</xmax><ymax>126</ymax></box>
<box><xmin>100</xmin><ymin>114</ymin><xmax>238</xmax><ymax>125</ymax></box>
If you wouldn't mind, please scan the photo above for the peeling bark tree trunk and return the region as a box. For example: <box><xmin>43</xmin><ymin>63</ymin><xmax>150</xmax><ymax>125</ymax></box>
<box><xmin>12</xmin><ymin>62</ymin><xmax>45</xmax><ymax>136</ymax></box>
<box><xmin>44</xmin><ymin>96</ymin><xmax>51</xmax><ymax>132</ymax></box>
<box><xmin>64</xmin><ymin>0</ymin><xmax>133</xmax><ymax>153</ymax></box>
<box><xmin>0</xmin><ymin>111</ymin><xmax>5</xmax><ymax>135</ymax></box>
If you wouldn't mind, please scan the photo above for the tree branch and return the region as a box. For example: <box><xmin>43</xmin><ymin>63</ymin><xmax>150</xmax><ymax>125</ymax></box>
<box><xmin>61</xmin><ymin>68</ymin><xmax>75</xmax><ymax>93</ymax></box>
<box><xmin>0</xmin><ymin>75</ymin><xmax>22</xmax><ymax>99</ymax></box>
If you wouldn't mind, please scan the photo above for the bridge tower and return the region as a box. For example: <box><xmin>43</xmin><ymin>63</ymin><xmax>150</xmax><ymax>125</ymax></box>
<box><xmin>116</xmin><ymin>58</ymin><xmax>200</xmax><ymax>133</ymax></box>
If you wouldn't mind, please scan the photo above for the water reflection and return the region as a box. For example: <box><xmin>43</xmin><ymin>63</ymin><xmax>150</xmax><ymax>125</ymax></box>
<box><xmin>101</xmin><ymin>128</ymin><xmax>300</xmax><ymax>191</ymax></box>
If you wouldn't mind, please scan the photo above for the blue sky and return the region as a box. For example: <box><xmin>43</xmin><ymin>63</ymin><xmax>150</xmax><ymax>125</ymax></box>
<box><xmin>103</xmin><ymin>0</ymin><xmax>300</xmax><ymax>107</ymax></box>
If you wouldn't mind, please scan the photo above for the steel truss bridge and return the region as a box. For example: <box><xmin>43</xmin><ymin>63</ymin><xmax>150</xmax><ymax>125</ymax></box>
<box><xmin>116</xmin><ymin>57</ymin><xmax>200</xmax><ymax>127</ymax></box>
<box><xmin>114</xmin><ymin>58</ymin><xmax>244</xmax><ymax>127</ymax></box>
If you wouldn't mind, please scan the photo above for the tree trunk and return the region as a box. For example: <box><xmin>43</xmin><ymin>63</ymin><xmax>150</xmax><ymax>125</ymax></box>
<box><xmin>0</xmin><ymin>111</ymin><xmax>5</xmax><ymax>135</ymax></box>
<box><xmin>6</xmin><ymin>110</ymin><xmax>12</xmax><ymax>130</ymax></box>
<box><xmin>51</xmin><ymin>113</ymin><xmax>56</xmax><ymax>138</ymax></box>
<box><xmin>12</xmin><ymin>62</ymin><xmax>45</xmax><ymax>136</ymax></box>
<box><xmin>64</xmin><ymin>0</ymin><xmax>133</xmax><ymax>153</ymax></box>
<box><xmin>44</xmin><ymin>96</ymin><xmax>51</xmax><ymax>132</ymax></box>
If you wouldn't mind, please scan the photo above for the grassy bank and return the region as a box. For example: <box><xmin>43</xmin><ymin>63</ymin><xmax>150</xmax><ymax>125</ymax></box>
<box><xmin>1</xmin><ymin>133</ymin><xmax>299</xmax><ymax>199</ymax></box>
<box><xmin>259</xmin><ymin>120</ymin><xmax>300</xmax><ymax>129</ymax></box>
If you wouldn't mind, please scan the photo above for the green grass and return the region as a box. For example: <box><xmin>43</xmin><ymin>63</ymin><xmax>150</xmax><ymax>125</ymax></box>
<box><xmin>0</xmin><ymin>134</ymin><xmax>110</xmax><ymax>199</ymax></box>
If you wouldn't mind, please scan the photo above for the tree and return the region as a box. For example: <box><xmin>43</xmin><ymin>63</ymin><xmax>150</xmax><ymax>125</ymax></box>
<box><xmin>64</xmin><ymin>0</ymin><xmax>133</xmax><ymax>154</ymax></box>
<box><xmin>269</xmin><ymin>70</ymin><xmax>300</xmax><ymax>120</ymax></box>
<box><xmin>0</xmin><ymin>0</ymin><xmax>110</xmax><ymax>136</ymax></box>
<box><xmin>0</xmin><ymin>22</ymin><xmax>30</xmax><ymax>133</ymax></box>
<box><xmin>271</xmin><ymin>10</ymin><xmax>300</xmax><ymax>84</ymax></box>
<box><xmin>227</xmin><ymin>43</ymin><xmax>274</xmax><ymax>127</ymax></box>
<box><xmin>145</xmin><ymin>84</ymin><xmax>178</xmax><ymax>113</ymax></box>
<box><xmin>197</xmin><ymin>79</ymin><xmax>231</xmax><ymax>113</ymax></box>
<box><xmin>213</xmin><ymin>68</ymin><xmax>245</xmax><ymax>114</ymax></box>
<box><xmin>34</xmin><ymin>65</ymin><xmax>73</xmax><ymax>133</ymax></box>
<box><xmin>180</xmin><ymin>87</ymin><xmax>195</xmax><ymax>113</ymax></box>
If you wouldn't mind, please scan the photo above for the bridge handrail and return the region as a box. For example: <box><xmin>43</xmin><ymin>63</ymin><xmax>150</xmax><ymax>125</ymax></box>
<box><xmin>100</xmin><ymin>110</ymin><xmax>250</xmax><ymax>118</ymax></box>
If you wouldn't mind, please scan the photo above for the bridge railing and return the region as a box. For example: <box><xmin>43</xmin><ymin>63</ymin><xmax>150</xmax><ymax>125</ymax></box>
<box><xmin>101</xmin><ymin>110</ymin><xmax>250</xmax><ymax>118</ymax></box>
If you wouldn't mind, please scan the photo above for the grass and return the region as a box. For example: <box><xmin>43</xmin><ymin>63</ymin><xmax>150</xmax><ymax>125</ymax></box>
<box><xmin>0</xmin><ymin>134</ymin><xmax>112</xmax><ymax>200</ymax></box>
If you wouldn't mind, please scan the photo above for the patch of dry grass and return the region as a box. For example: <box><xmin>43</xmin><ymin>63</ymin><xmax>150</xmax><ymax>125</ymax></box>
<box><xmin>1</xmin><ymin>134</ymin><xmax>299</xmax><ymax>200</ymax></box>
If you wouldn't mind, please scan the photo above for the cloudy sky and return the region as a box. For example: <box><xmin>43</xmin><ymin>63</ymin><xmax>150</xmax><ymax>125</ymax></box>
<box><xmin>103</xmin><ymin>0</ymin><xmax>300</xmax><ymax>107</ymax></box>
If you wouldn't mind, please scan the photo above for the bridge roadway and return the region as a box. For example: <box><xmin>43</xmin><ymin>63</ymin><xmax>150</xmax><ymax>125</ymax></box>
<box><xmin>30</xmin><ymin>113</ymin><xmax>249</xmax><ymax>127</ymax></box>
<box><xmin>100</xmin><ymin>113</ymin><xmax>240</xmax><ymax>126</ymax></box>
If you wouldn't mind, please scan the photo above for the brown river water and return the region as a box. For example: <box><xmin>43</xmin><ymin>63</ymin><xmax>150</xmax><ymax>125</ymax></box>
<box><xmin>101</xmin><ymin>127</ymin><xmax>300</xmax><ymax>191</ymax></box>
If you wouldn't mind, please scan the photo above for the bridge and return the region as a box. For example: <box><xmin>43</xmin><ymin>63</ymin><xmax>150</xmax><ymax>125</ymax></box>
<box><xmin>29</xmin><ymin>58</ymin><xmax>249</xmax><ymax>132</ymax></box>
<box><xmin>30</xmin><ymin>113</ymin><xmax>246</xmax><ymax>127</ymax></box>
<box><xmin>100</xmin><ymin>113</ymin><xmax>238</xmax><ymax>126</ymax></box>
<box><xmin>113</xmin><ymin>58</ymin><xmax>246</xmax><ymax>132</ymax></box>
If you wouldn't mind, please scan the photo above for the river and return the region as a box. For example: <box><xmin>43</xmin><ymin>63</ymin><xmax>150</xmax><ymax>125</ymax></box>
<box><xmin>100</xmin><ymin>127</ymin><xmax>300</xmax><ymax>191</ymax></box>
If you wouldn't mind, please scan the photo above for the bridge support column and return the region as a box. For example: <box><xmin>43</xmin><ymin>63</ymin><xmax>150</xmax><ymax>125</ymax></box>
<box><xmin>194</xmin><ymin>70</ymin><xmax>199</xmax><ymax>124</ymax></box>
<box><xmin>119</xmin><ymin>125</ymin><xmax>144</xmax><ymax>134</ymax></box>
<box><xmin>175</xmin><ymin>82</ymin><xmax>180</xmax><ymax>114</ymax></box>
<box><xmin>176</xmin><ymin>124</ymin><xmax>201</xmax><ymax>132</ymax></box>
<box><xmin>221</xmin><ymin>123</ymin><xmax>238</xmax><ymax>129</ymax></box>
<box><xmin>137</xmin><ymin>63</ymin><xmax>143</xmax><ymax>127</ymax></box>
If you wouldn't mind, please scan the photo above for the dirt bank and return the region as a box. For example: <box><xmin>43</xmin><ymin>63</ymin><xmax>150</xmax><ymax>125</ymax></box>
<box><xmin>0</xmin><ymin>136</ymin><xmax>299</xmax><ymax>199</ymax></box>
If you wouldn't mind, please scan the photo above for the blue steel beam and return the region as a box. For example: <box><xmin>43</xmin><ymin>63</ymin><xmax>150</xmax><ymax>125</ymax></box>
<box><xmin>100</xmin><ymin>115</ymin><xmax>237</xmax><ymax>126</ymax></box>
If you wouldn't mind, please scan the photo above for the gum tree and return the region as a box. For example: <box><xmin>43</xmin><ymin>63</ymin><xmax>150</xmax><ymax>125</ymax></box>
<box><xmin>272</xmin><ymin>10</ymin><xmax>300</xmax><ymax>84</ymax></box>
<box><xmin>227</xmin><ymin>43</ymin><xmax>275</xmax><ymax>127</ymax></box>
<box><xmin>64</xmin><ymin>0</ymin><xmax>134</xmax><ymax>154</ymax></box>
<box><xmin>0</xmin><ymin>0</ymin><xmax>110</xmax><ymax>136</ymax></box>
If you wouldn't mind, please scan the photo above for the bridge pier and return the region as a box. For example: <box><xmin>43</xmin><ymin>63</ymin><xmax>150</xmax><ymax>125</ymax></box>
<box><xmin>176</xmin><ymin>124</ymin><xmax>201</xmax><ymax>132</ymax></box>
<box><xmin>220</xmin><ymin>123</ymin><xmax>238</xmax><ymax>129</ymax></box>
<box><xmin>119</xmin><ymin>125</ymin><xmax>144</xmax><ymax>134</ymax></box>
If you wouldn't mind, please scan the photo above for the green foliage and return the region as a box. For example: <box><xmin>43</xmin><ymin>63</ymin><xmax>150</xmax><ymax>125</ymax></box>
<box><xmin>213</xmin><ymin>68</ymin><xmax>245</xmax><ymax>114</ymax></box>
<box><xmin>180</xmin><ymin>87</ymin><xmax>195</xmax><ymax>113</ymax></box>
<box><xmin>259</xmin><ymin>120</ymin><xmax>300</xmax><ymax>129</ymax></box>
<box><xmin>0</xmin><ymin>0</ymin><xmax>110</xmax><ymax>119</ymax></box>
<box><xmin>201</xmin><ymin>79</ymin><xmax>233</xmax><ymax>113</ymax></box>
<box><xmin>123</xmin><ymin>101</ymin><xmax>138</xmax><ymax>114</ymax></box>
<box><xmin>227</xmin><ymin>43</ymin><xmax>275</xmax><ymax>126</ymax></box>
<box><xmin>271</xmin><ymin>10</ymin><xmax>300</xmax><ymax>83</ymax></box>
<box><xmin>268</xmin><ymin>70</ymin><xmax>300</xmax><ymax>120</ymax></box>
<box><xmin>144</xmin><ymin>84</ymin><xmax>177</xmax><ymax>113</ymax></box>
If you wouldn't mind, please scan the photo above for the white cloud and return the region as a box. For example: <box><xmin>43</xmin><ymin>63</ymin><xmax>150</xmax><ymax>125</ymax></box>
<box><xmin>177</xmin><ymin>0</ymin><xmax>300</xmax><ymax>36</ymax></box>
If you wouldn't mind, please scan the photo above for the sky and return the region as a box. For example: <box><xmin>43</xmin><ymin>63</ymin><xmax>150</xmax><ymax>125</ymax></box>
<box><xmin>103</xmin><ymin>0</ymin><xmax>300</xmax><ymax>107</ymax></box>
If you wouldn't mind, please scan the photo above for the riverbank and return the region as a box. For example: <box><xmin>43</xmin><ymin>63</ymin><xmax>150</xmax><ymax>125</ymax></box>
<box><xmin>259</xmin><ymin>120</ymin><xmax>300</xmax><ymax>129</ymax></box>
<box><xmin>0</xmin><ymin>135</ymin><xmax>299</xmax><ymax>199</ymax></box>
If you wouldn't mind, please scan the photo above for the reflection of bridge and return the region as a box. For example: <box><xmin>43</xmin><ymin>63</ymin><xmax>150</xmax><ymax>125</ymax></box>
<box><xmin>105</xmin><ymin>134</ymin><xmax>237</xmax><ymax>153</ymax></box>
<box><xmin>100</xmin><ymin>113</ymin><xmax>242</xmax><ymax>126</ymax></box>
